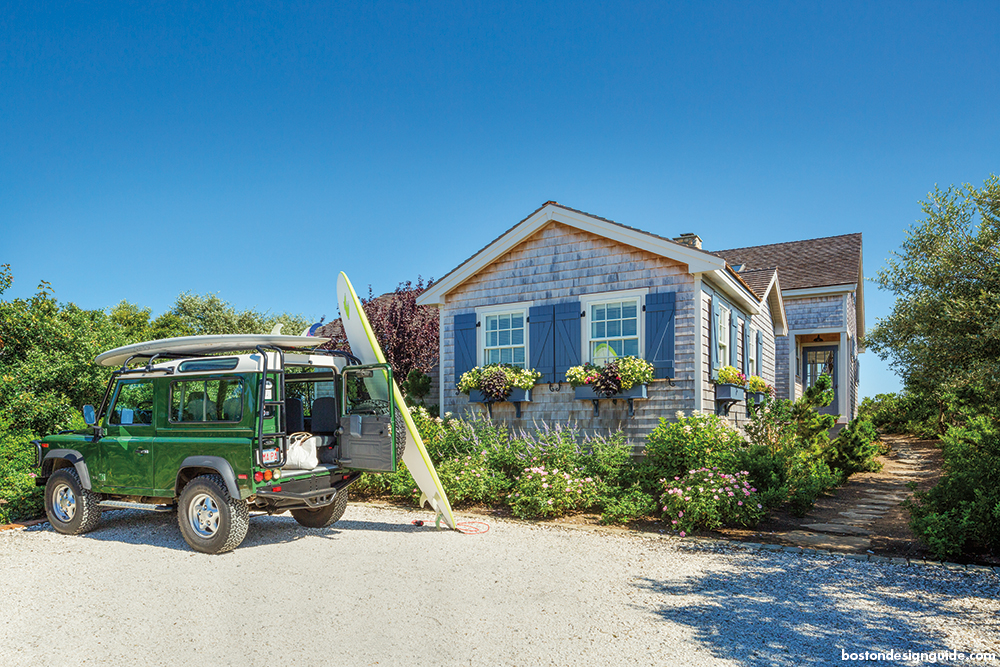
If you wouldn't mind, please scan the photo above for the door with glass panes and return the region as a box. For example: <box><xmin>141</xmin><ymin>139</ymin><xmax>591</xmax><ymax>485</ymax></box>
<box><xmin>803</xmin><ymin>345</ymin><xmax>838</xmax><ymax>416</ymax></box>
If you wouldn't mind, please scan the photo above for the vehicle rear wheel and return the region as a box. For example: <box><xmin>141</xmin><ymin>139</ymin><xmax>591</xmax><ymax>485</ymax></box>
<box><xmin>177</xmin><ymin>474</ymin><xmax>249</xmax><ymax>554</ymax></box>
<box><xmin>45</xmin><ymin>467</ymin><xmax>102</xmax><ymax>535</ymax></box>
<box><xmin>291</xmin><ymin>490</ymin><xmax>348</xmax><ymax>528</ymax></box>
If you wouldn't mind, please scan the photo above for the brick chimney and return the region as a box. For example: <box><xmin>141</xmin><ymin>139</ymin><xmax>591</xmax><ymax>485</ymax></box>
<box><xmin>672</xmin><ymin>233</ymin><xmax>702</xmax><ymax>250</ymax></box>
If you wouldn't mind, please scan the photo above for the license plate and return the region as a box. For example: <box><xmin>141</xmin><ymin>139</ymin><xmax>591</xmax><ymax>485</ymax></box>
<box><xmin>262</xmin><ymin>448</ymin><xmax>279</xmax><ymax>465</ymax></box>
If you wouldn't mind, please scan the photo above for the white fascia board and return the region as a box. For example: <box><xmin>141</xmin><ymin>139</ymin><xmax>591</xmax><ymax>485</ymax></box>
<box><xmin>760</xmin><ymin>273</ymin><xmax>788</xmax><ymax>336</ymax></box>
<box><xmin>856</xmin><ymin>263</ymin><xmax>866</xmax><ymax>352</ymax></box>
<box><xmin>782</xmin><ymin>284</ymin><xmax>857</xmax><ymax>298</ymax></box>
<box><xmin>416</xmin><ymin>205</ymin><xmax>725</xmax><ymax>306</ymax></box>
<box><xmin>704</xmin><ymin>270</ymin><xmax>762</xmax><ymax>315</ymax></box>
<box><xmin>788</xmin><ymin>326</ymin><xmax>848</xmax><ymax>335</ymax></box>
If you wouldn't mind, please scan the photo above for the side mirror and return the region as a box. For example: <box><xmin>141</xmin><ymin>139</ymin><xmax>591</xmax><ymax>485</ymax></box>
<box><xmin>82</xmin><ymin>405</ymin><xmax>96</xmax><ymax>425</ymax></box>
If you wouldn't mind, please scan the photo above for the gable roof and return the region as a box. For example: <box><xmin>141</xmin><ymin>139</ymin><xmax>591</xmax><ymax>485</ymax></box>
<box><xmin>418</xmin><ymin>201</ymin><xmax>761</xmax><ymax>313</ymax></box>
<box><xmin>714</xmin><ymin>233</ymin><xmax>862</xmax><ymax>291</ymax></box>
<box><xmin>735</xmin><ymin>267</ymin><xmax>788</xmax><ymax>336</ymax></box>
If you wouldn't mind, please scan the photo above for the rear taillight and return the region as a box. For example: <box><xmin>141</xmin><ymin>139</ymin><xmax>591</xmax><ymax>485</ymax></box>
<box><xmin>264</xmin><ymin>470</ymin><xmax>272</xmax><ymax>481</ymax></box>
<box><xmin>272</xmin><ymin>486</ymin><xmax>281</xmax><ymax>493</ymax></box>
<box><xmin>254</xmin><ymin>471</ymin><xmax>264</xmax><ymax>483</ymax></box>
<box><xmin>40</xmin><ymin>442</ymin><xmax>49</xmax><ymax>448</ymax></box>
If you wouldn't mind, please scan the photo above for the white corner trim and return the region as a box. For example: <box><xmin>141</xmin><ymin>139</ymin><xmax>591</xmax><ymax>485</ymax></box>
<box><xmin>693</xmin><ymin>276</ymin><xmax>703</xmax><ymax>413</ymax></box>
<box><xmin>438</xmin><ymin>307</ymin><xmax>445</xmax><ymax>412</ymax></box>
<box><xmin>416</xmin><ymin>204</ymin><xmax>726</xmax><ymax>306</ymax></box>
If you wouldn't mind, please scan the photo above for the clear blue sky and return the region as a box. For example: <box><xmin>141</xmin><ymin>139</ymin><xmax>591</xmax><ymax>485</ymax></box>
<box><xmin>3</xmin><ymin>1</ymin><xmax>998</xmax><ymax>399</ymax></box>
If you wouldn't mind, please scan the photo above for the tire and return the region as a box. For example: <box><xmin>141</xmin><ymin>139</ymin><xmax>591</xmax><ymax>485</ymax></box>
<box><xmin>291</xmin><ymin>490</ymin><xmax>348</xmax><ymax>528</ymax></box>
<box><xmin>177</xmin><ymin>473</ymin><xmax>249</xmax><ymax>554</ymax></box>
<box><xmin>394</xmin><ymin>411</ymin><xmax>406</xmax><ymax>464</ymax></box>
<box><xmin>45</xmin><ymin>467</ymin><xmax>102</xmax><ymax>535</ymax></box>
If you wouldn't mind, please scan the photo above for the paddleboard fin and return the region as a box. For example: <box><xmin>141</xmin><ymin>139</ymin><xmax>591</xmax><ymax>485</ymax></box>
<box><xmin>270</xmin><ymin>323</ymin><xmax>284</xmax><ymax>335</ymax></box>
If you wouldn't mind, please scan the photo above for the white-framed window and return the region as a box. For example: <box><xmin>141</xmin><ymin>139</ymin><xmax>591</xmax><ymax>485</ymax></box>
<box><xmin>476</xmin><ymin>302</ymin><xmax>530</xmax><ymax>368</ymax></box>
<box><xmin>581</xmin><ymin>289</ymin><xmax>647</xmax><ymax>366</ymax></box>
<box><xmin>717</xmin><ymin>304</ymin><xmax>731</xmax><ymax>367</ymax></box>
<box><xmin>747</xmin><ymin>326</ymin><xmax>757</xmax><ymax>375</ymax></box>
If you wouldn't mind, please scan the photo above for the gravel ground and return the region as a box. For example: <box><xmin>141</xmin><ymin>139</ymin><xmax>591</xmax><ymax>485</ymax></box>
<box><xmin>2</xmin><ymin>503</ymin><xmax>998</xmax><ymax>667</ymax></box>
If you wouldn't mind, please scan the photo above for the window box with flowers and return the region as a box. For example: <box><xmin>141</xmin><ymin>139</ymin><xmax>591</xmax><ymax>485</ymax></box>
<box><xmin>458</xmin><ymin>364</ymin><xmax>541</xmax><ymax>418</ymax></box>
<box><xmin>566</xmin><ymin>356</ymin><xmax>653</xmax><ymax>417</ymax></box>
<box><xmin>714</xmin><ymin>365</ymin><xmax>747</xmax><ymax>415</ymax></box>
<box><xmin>746</xmin><ymin>375</ymin><xmax>774</xmax><ymax>406</ymax></box>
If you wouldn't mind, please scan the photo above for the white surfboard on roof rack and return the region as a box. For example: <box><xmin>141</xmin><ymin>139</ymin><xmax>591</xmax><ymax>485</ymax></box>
<box><xmin>336</xmin><ymin>271</ymin><xmax>457</xmax><ymax>530</ymax></box>
<box><xmin>94</xmin><ymin>334</ymin><xmax>331</xmax><ymax>367</ymax></box>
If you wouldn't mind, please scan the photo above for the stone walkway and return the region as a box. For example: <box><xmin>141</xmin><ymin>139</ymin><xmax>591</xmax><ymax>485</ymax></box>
<box><xmin>775</xmin><ymin>435</ymin><xmax>938</xmax><ymax>552</ymax></box>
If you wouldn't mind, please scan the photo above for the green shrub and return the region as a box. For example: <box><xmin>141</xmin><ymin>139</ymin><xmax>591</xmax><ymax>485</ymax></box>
<box><xmin>786</xmin><ymin>455</ymin><xmax>839</xmax><ymax>516</ymax></box>
<box><xmin>858</xmin><ymin>392</ymin><xmax>938</xmax><ymax>436</ymax></box>
<box><xmin>825</xmin><ymin>417</ymin><xmax>885</xmax><ymax>479</ymax></box>
<box><xmin>641</xmin><ymin>412</ymin><xmax>746</xmax><ymax>486</ymax></box>
<box><xmin>599</xmin><ymin>485</ymin><xmax>656</xmax><ymax>525</ymax></box>
<box><xmin>0</xmin><ymin>423</ymin><xmax>43</xmax><ymax>524</ymax></box>
<box><xmin>436</xmin><ymin>454</ymin><xmax>507</xmax><ymax>506</ymax></box>
<box><xmin>908</xmin><ymin>417</ymin><xmax>1000</xmax><ymax>558</ymax></box>
<box><xmin>660</xmin><ymin>468</ymin><xmax>765</xmax><ymax>534</ymax></box>
<box><xmin>507</xmin><ymin>463</ymin><xmax>600</xmax><ymax>519</ymax></box>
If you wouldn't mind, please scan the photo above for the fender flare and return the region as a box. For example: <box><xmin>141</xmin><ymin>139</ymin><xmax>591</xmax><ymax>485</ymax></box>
<box><xmin>43</xmin><ymin>449</ymin><xmax>93</xmax><ymax>490</ymax></box>
<box><xmin>177</xmin><ymin>456</ymin><xmax>241</xmax><ymax>499</ymax></box>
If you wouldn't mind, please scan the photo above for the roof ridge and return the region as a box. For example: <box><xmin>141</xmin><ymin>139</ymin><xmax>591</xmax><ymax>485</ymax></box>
<box><xmin>716</xmin><ymin>232</ymin><xmax>861</xmax><ymax>255</ymax></box>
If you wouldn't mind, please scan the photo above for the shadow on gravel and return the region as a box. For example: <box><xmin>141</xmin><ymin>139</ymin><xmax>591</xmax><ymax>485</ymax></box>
<box><xmin>633</xmin><ymin>553</ymin><xmax>996</xmax><ymax>666</ymax></box>
<box><xmin>65</xmin><ymin>508</ymin><xmax>428</xmax><ymax>552</ymax></box>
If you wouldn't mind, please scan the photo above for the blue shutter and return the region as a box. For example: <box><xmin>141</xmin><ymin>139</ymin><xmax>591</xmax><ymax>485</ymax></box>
<box><xmin>529</xmin><ymin>305</ymin><xmax>555</xmax><ymax>383</ymax></box>
<box><xmin>645</xmin><ymin>291</ymin><xmax>676</xmax><ymax>379</ymax></box>
<box><xmin>741</xmin><ymin>320</ymin><xmax>750</xmax><ymax>376</ymax></box>
<box><xmin>453</xmin><ymin>312</ymin><xmax>478</xmax><ymax>385</ymax></box>
<box><xmin>710</xmin><ymin>298</ymin><xmax>720</xmax><ymax>372</ymax></box>
<box><xmin>729</xmin><ymin>309</ymin><xmax>738</xmax><ymax>368</ymax></box>
<box><xmin>756</xmin><ymin>330</ymin><xmax>763</xmax><ymax>378</ymax></box>
<box><xmin>553</xmin><ymin>302</ymin><xmax>581</xmax><ymax>381</ymax></box>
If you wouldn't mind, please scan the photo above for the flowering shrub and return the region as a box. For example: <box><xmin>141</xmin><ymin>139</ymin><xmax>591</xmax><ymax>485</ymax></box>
<box><xmin>642</xmin><ymin>411</ymin><xmax>747</xmax><ymax>483</ymax></box>
<box><xmin>436</xmin><ymin>453</ymin><xmax>506</xmax><ymax>506</ymax></box>
<box><xmin>660</xmin><ymin>468</ymin><xmax>765</xmax><ymax>534</ymax></box>
<box><xmin>715</xmin><ymin>365</ymin><xmax>747</xmax><ymax>386</ymax></box>
<box><xmin>508</xmin><ymin>463</ymin><xmax>601</xmax><ymax>519</ymax></box>
<box><xmin>458</xmin><ymin>364</ymin><xmax>541</xmax><ymax>401</ymax></box>
<box><xmin>564</xmin><ymin>356</ymin><xmax>653</xmax><ymax>397</ymax></box>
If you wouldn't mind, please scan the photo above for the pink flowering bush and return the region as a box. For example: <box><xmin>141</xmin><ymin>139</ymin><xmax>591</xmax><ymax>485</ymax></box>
<box><xmin>508</xmin><ymin>464</ymin><xmax>601</xmax><ymax>519</ymax></box>
<box><xmin>436</xmin><ymin>453</ymin><xmax>505</xmax><ymax>506</ymax></box>
<box><xmin>660</xmin><ymin>467</ymin><xmax>765</xmax><ymax>533</ymax></box>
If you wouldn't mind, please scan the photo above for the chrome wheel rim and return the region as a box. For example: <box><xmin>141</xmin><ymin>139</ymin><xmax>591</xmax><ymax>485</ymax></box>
<box><xmin>52</xmin><ymin>483</ymin><xmax>76</xmax><ymax>523</ymax></box>
<box><xmin>188</xmin><ymin>493</ymin><xmax>220</xmax><ymax>538</ymax></box>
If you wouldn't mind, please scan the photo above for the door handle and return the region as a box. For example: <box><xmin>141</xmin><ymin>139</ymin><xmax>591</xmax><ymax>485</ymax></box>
<box><xmin>136</xmin><ymin>448</ymin><xmax>150</xmax><ymax>456</ymax></box>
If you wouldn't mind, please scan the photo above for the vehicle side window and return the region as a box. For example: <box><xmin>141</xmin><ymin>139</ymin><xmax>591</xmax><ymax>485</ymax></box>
<box><xmin>109</xmin><ymin>380</ymin><xmax>155</xmax><ymax>425</ymax></box>
<box><xmin>170</xmin><ymin>378</ymin><xmax>244</xmax><ymax>423</ymax></box>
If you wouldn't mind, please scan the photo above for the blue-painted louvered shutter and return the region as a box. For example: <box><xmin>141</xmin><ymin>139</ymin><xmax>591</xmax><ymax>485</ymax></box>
<box><xmin>742</xmin><ymin>321</ymin><xmax>750</xmax><ymax>375</ymax></box>
<box><xmin>756</xmin><ymin>330</ymin><xmax>763</xmax><ymax>377</ymax></box>
<box><xmin>453</xmin><ymin>312</ymin><xmax>477</xmax><ymax>385</ymax></box>
<box><xmin>529</xmin><ymin>305</ymin><xmax>555</xmax><ymax>383</ymax></box>
<box><xmin>553</xmin><ymin>302</ymin><xmax>581</xmax><ymax>382</ymax></box>
<box><xmin>710</xmin><ymin>298</ymin><xmax>720</xmax><ymax>372</ymax></box>
<box><xmin>729</xmin><ymin>310</ymin><xmax>738</xmax><ymax>368</ymax></box>
<box><xmin>645</xmin><ymin>292</ymin><xmax>676</xmax><ymax>379</ymax></box>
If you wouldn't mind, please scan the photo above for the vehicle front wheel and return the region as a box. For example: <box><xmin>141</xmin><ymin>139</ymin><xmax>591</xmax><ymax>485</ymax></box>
<box><xmin>45</xmin><ymin>467</ymin><xmax>102</xmax><ymax>535</ymax></box>
<box><xmin>291</xmin><ymin>490</ymin><xmax>348</xmax><ymax>528</ymax></box>
<box><xmin>177</xmin><ymin>474</ymin><xmax>249</xmax><ymax>554</ymax></box>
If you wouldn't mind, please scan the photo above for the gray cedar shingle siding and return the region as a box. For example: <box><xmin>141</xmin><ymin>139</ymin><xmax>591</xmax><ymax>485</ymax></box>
<box><xmin>439</xmin><ymin>221</ymin><xmax>697</xmax><ymax>441</ymax></box>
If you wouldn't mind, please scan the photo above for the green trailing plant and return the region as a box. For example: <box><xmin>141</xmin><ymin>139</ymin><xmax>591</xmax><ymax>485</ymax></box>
<box><xmin>457</xmin><ymin>364</ymin><xmax>541</xmax><ymax>401</ymax></box>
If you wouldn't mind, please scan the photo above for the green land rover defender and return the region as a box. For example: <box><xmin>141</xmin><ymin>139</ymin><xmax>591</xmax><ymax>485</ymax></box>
<box><xmin>32</xmin><ymin>338</ymin><xmax>400</xmax><ymax>554</ymax></box>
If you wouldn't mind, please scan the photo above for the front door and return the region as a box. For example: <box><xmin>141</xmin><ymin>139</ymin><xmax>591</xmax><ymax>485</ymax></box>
<box><xmin>99</xmin><ymin>378</ymin><xmax>155</xmax><ymax>493</ymax></box>
<box><xmin>803</xmin><ymin>345</ymin><xmax>838</xmax><ymax>416</ymax></box>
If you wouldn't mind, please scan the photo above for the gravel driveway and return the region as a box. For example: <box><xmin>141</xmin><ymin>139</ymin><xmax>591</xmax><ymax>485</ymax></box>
<box><xmin>2</xmin><ymin>503</ymin><xmax>998</xmax><ymax>666</ymax></box>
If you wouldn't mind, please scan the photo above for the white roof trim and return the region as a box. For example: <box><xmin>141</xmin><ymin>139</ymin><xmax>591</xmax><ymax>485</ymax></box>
<box><xmin>703</xmin><ymin>269</ymin><xmax>762</xmax><ymax>315</ymax></box>
<box><xmin>417</xmin><ymin>204</ymin><xmax>725</xmax><ymax>306</ymax></box>
<box><xmin>759</xmin><ymin>272</ymin><xmax>788</xmax><ymax>336</ymax></box>
<box><xmin>782</xmin><ymin>284</ymin><xmax>857</xmax><ymax>298</ymax></box>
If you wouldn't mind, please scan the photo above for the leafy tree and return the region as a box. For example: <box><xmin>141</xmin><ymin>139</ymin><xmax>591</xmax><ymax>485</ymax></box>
<box><xmin>320</xmin><ymin>279</ymin><xmax>439</xmax><ymax>383</ymax></box>
<box><xmin>153</xmin><ymin>292</ymin><xmax>309</xmax><ymax>338</ymax></box>
<box><xmin>865</xmin><ymin>174</ymin><xmax>1000</xmax><ymax>428</ymax></box>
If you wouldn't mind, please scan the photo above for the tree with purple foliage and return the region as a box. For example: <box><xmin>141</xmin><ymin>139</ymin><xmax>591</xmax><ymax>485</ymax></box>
<box><xmin>319</xmin><ymin>278</ymin><xmax>439</xmax><ymax>383</ymax></box>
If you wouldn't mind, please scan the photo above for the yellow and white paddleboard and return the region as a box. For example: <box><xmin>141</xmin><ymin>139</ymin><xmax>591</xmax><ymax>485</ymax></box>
<box><xmin>336</xmin><ymin>272</ymin><xmax>457</xmax><ymax>530</ymax></box>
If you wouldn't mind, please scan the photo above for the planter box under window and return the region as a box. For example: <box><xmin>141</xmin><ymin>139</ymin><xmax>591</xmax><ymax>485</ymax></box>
<box><xmin>747</xmin><ymin>391</ymin><xmax>767</xmax><ymax>406</ymax></box>
<box><xmin>574</xmin><ymin>383</ymin><xmax>648</xmax><ymax>417</ymax></box>
<box><xmin>468</xmin><ymin>388</ymin><xmax>531</xmax><ymax>418</ymax></box>
<box><xmin>714</xmin><ymin>383</ymin><xmax>745</xmax><ymax>416</ymax></box>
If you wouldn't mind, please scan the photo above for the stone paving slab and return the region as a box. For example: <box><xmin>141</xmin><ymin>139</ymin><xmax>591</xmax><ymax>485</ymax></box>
<box><xmin>778</xmin><ymin>530</ymin><xmax>871</xmax><ymax>552</ymax></box>
<box><xmin>801</xmin><ymin>523</ymin><xmax>871</xmax><ymax>536</ymax></box>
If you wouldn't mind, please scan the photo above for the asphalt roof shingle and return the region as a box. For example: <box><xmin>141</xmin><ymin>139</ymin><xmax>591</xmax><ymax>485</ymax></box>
<box><xmin>715</xmin><ymin>233</ymin><xmax>862</xmax><ymax>291</ymax></box>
